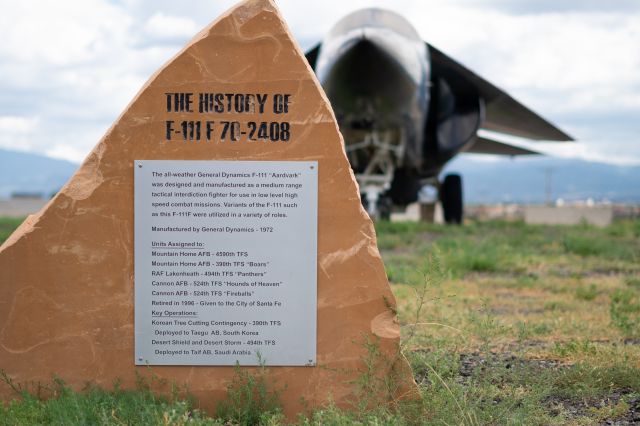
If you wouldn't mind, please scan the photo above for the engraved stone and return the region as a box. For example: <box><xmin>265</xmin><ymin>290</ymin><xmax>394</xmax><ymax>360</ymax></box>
<box><xmin>0</xmin><ymin>0</ymin><xmax>416</xmax><ymax>417</ymax></box>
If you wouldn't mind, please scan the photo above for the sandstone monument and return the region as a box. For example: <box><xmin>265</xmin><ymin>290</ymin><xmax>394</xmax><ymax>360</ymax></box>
<box><xmin>0</xmin><ymin>0</ymin><xmax>415</xmax><ymax>417</ymax></box>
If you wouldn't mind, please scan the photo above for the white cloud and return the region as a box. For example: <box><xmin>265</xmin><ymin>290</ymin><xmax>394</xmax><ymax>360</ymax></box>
<box><xmin>0</xmin><ymin>0</ymin><xmax>133</xmax><ymax>65</ymax></box>
<box><xmin>144</xmin><ymin>12</ymin><xmax>200</xmax><ymax>40</ymax></box>
<box><xmin>0</xmin><ymin>116</ymin><xmax>37</xmax><ymax>133</ymax></box>
<box><xmin>46</xmin><ymin>145</ymin><xmax>87</xmax><ymax>163</ymax></box>
<box><xmin>0</xmin><ymin>116</ymin><xmax>39</xmax><ymax>151</ymax></box>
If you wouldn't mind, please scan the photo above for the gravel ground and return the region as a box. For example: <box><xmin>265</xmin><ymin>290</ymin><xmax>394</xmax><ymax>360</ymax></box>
<box><xmin>545</xmin><ymin>391</ymin><xmax>640</xmax><ymax>425</ymax></box>
<box><xmin>413</xmin><ymin>350</ymin><xmax>640</xmax><ymax>424</ymax></box>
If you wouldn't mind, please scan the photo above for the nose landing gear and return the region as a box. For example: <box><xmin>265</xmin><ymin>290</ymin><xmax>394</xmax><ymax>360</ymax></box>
<box><xmin>440</xmin><ymin>173</ymin><xmax>463</xmax><ymax>224</ymax></box>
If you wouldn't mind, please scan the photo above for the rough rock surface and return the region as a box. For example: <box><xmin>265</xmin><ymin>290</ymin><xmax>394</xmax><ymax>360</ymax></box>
<box><xmin>0</xmin><ymin>0</ymin><xmax>415</xmax><ymax>417</ymax></box>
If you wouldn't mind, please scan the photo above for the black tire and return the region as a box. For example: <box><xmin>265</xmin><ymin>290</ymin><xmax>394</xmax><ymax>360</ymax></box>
<box><xmin>441</xmin><ymin>174</ymin><xmax>463</xmax><ymax>224</ymax></box>
<box><xmin>389</xmin><ymin>168</ymin><xmax>421</xmax><ymax>206</ymax></box>
<box><xmin>360</xmin><ymin>193</ymin><xmax>369</xmax><ymax>212</ymax></box>
<box><xmin>377</xmin><ymin>195</ymin><xmax>392</xmax><ymax>221</ymax></box>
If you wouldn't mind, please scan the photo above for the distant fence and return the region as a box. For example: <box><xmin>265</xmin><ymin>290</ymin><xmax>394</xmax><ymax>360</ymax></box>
<box><xmin>466</xmin><ymin>204</ymin><xmax>640</xmax><ymax>224</ymax></box>
<box><xmin>524</xmin><ymin>205</ymin><xmax>613</xmax><ymax>227</ymax></box>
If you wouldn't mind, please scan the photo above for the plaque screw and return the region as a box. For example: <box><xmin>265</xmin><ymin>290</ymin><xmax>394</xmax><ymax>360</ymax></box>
<box><xmin>138</xmin><ymin>164</ymin><xmax>143</xmax><ymax>168</ymax></box>
<box><xmin>138</xmin><ymin>356</ymin><xmax>143</xmax><ymax>361</ymax></box>
<box><xmin>310</xmin><ymin>166</ymin><xmax>314</xmax><ymax>170</ymax></box>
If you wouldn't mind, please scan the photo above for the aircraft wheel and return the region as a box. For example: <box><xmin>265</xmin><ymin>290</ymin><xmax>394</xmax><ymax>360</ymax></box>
<box><xmin>389</xmin><ymin>168</ymin><xmax>420</xmax><ymax>205</ymax></box>
<box><xmin>360</xmin><ymin>193</ymin><xmax>369</xmax><ymax>212</ymax></box>
<box><xmin>441</xmin><ymin>174</ymin><xmax>463</xmax><ymax>224</ymax></box>
<box><xmin>377</xmin><ymin>195</ymin><xmax>392</xmax><ymax>221</ymax></box>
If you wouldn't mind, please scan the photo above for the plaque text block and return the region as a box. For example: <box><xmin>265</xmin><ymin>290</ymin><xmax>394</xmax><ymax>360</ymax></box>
<box><xmin>134</xmin><ymin>160</ymin><xmax>317</xmax><ymax>366</ymax></box>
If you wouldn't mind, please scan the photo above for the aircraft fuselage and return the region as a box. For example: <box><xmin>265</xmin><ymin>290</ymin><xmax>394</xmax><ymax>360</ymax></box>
<box><xmin>315</xmin><ymin>9</ymin><xmax>432</xmax><ymax>180</ymax></box>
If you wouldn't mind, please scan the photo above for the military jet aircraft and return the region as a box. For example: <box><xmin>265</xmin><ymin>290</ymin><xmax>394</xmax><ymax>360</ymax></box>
<box><xmin>305</xmin><ymin>8</ymin><xmax>573</xmax><ymax>222</ymax></box>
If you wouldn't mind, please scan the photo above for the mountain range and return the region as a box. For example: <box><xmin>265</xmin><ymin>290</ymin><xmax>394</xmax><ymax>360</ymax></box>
<box><xmin>1</xmin><ymin>148</ymin><xmax>639</xmax><ymax>204</ymax></box>
<box><xmin>0</xmin><ymin>149</ymin><xmax>77</xmax><ymax>199</ymax></box>
<box><xmin>443</xmin><ymin>155</ymin><xmax>640</xmax><ymax>204</ymax></box>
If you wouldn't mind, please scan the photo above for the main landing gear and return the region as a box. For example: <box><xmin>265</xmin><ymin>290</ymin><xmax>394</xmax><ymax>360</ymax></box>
<box><xmin>440</xmin><ymin>173</ymin><xmax>463</xmax><ymax>224</ymax></box>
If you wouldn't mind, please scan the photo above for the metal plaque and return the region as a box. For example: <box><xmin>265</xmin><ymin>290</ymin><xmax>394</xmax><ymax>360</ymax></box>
<box><xmin>134</xmin><ymin>160</ymin><xmax>317</xmax><ymax>366</ymax></box>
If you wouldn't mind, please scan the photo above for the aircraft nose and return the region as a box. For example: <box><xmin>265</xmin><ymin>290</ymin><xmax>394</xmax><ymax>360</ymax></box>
<box><xmin>321</xmin><ymin>37</ymin><xmax>416</xmax><ymax>110</ymax></box>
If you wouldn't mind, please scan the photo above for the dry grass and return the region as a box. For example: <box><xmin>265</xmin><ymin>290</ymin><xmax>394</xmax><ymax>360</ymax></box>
<box><xmin>380</xmin><ymin>220</ymin><xmax>640</xmax><ymax>365</ymax></box>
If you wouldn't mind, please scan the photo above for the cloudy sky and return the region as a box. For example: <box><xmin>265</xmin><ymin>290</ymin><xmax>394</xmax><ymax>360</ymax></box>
<box><xmin>1</xmin><ymin>0</ymin><xmax>639</xmax><ymax>165</ymax></box>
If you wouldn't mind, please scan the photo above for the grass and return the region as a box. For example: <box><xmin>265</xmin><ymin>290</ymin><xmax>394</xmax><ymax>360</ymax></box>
<box><xmin>0</xmin><ymin>375</ymin><xmax>222</xmax><ymax>425</ymax></box>
<box><xmin>216</xmin><ymin>360</ymin><xmax>284</xmax><ymax>425</ymax></box>
<box><xmin>383</xmin><ymin>219</ymin><xmax>640</xmax><ymax>425</ymax></box>
<box><xmin>1</xmin><ymin>217</ymin><xmax>640</xmax><ymax>424</ymax></box>
<box><xmin>610</xmin><ymin>289</ymin><xmax>640</xmax><ymax>339</ymax></box>
<box><xmin>575</xmin><ymin>283</ymin><xmax>599</xmax><ymax>301</ymax></box>
<box><xmin>0</xmin><ymin>217</ymin><xmax>23</xmax><ymax>244</ymax></box>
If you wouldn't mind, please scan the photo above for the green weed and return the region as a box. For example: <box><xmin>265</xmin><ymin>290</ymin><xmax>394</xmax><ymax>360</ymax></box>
<box><xmin>575</xmin><ymin>283</ymin><xmax>599</xmax><ymax>301</ymax></box>
<box><xmin>606</xmin><ymin>219</ymin><xmax>640</xmax><ymax>238</ymax></box>
<box><xmin>610</xmin><ymin>289</ymin><xmax>640</xmax><ymax>338</ymax></box>
<box><xmin>384</xmin><ymin>255</ymin><xmax>423</xmax><ymax>284</ymax></box>
<box><xmin>626</xmin><ymin>276</ymin><xmax>640</xmax><ymax>290</ymax></box>
<box><xmin>563</xmin><ymin>233</ymin><xmax>636</xmax><ymax>261</ymax></box>
<box><xmin>516</xmin><ymin>321</ymin><xmax>552</xmax><ymax>341</ymax></box>
<box><xmin>297</xmin><ymin>403</ymin><xmax>407</xmax><ymax>425</ymax></box>
<box><xmin>0</xmin><ymin>217</ymin><xmax>24</xmax><ymax>244</ymax></box>
<box><xmin>216</xmin><ymin>358</ymin><xmax>283</xmax><ymax>425</ymax></box>
<box><xmin>0</xmin><ymin>372</ymin><xmax>219</xmax><ymax>425</ymax></box>
<box><xmin>551</xmin><ymin>363</ymin><xmax>640</xmax><ymax>399</ymax></box>
<box><xmin>552</xmin><ymin>340</ymin><xmax>597</xmax><ymax>358</ymax></box>
<box><xmin>435</xmin><ymin>238</ymin><xmax>503</xmax><ymax>275</ymax></box>
<box><xmin>468</xmin><ymin>303</ymin><xmax>507</xmax><ymax>350</ymax></box>
<box><xmin>588</xmin><ymin>399</ymin><xmax>631</xmax><ymax>423</ymax></box>
<box><xmin>544</xmin><ymin>301</ymin><xmax>568</xmax><ymax>312</ymax></box>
